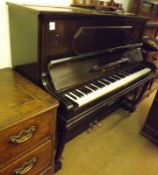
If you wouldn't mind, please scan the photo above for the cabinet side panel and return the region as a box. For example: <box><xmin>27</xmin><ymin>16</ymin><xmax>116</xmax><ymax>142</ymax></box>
<box><xmin>8</xmin><ymin>4</ymin><xmax>38</xmax><ymax>67</ymax></box>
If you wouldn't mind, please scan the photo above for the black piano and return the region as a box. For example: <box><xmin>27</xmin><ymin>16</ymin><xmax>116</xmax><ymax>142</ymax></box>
<box><xmin>8</xmin><ymin>3</ymin><xmax>156</xmax><ymax>171</ymax></box>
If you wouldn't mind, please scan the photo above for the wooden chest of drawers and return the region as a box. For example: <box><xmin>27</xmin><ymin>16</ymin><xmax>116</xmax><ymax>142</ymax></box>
<box><xmin>0</xmin><ymin>68</ymin><xmax>59</xmax><ymax>175</ymax></box>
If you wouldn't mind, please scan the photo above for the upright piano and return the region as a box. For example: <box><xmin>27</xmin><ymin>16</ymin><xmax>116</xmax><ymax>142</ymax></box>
<box><xmin>8</xmin><ymin>3</ymin><xmax>156</xmax><ymax>170</ymax></box>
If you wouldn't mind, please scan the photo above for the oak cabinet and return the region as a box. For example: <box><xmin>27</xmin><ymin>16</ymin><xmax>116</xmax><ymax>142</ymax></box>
<box><xmin>0</xmin><ymin>68</ymin><xmax>58</xmax><ymax>175</ymax></box>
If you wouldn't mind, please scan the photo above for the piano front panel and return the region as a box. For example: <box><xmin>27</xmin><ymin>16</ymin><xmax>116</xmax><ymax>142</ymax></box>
<box><xmin>43</xmin><ymin>16</ymin><xmax>146</xmax><ymax>61</ymax></box>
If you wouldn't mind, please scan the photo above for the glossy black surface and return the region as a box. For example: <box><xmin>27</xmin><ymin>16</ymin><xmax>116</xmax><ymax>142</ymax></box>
<box><xmin>45</xmin><ymin>17</ymin><xmax>144</xmax><ymax>61</ymax></box>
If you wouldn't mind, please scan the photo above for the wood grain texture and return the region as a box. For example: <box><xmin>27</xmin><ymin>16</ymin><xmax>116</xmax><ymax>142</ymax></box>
<box><xmin>0</xmin><ymin>110</ymin><xmax>56</xmax><ymax>168</ymax></box>
<box><xmin>0</xmin><ymin>68</ymin><xmax>58</xmax><ymax>130</ymax></box>
<box><xmin>39</xmin><ymin>166</ymin><xmax>53</xmax><ymax>175</ymax></box>
<box><xmin>0</xmin><ymin>141</ymin><xmax>52</xmax><ymax>175</ymax></box>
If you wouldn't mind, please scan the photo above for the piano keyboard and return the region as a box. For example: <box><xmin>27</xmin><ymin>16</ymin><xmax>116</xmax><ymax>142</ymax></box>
<box><xmin>64</xmin><ymin>65</ymin><xmax>152</xmax><ymax>107</ymax></box>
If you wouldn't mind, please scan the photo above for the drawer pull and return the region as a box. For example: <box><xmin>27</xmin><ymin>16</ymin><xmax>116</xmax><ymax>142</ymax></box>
<box><xmin>9</xmin><ymin>126</ymin><xmax>36</xmax><ymax>144</ymax></box>
<box><xmin>14</xmin><ymin>157</ymin><xmax>37</xmax><ymax>175</ymax></box>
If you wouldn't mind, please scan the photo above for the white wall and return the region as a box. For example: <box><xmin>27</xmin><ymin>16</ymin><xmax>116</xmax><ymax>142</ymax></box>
<box><xmin>0</xmin><ymin>0</ymin><xmax>130</xmax><ymax>69</ymax></box>
<box><xmin>0</xmin><ymin>1</ymin><xmax>11</xmax><ymax>68</ymax></box>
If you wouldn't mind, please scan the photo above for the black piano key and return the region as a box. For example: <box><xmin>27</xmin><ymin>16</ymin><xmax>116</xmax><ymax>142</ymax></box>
<box><xmin>117</xmin><ymin>72</ymin><xmax>126</xmax><ymax>78</ymax></box>
<box><xmin>98</xmin><ymin>80</ymin><xmax>106</xmax><ymax>86</ymax></box>
<box><xmin>106</xmin><ymin>77</ymin><xmax>115</xmax><ymax>83</ymax></box>
<box><xmin>85</xmin><ymin>86</ymin><xmax>94</xmax><ymax>92</ymax></box>
<box><xmin>85</xmin><ymin>87</ymin><xmax>93</xmax><ymax>93</ymax></box>
<box><xmin>102</xmin><ymin>79</ymin><xmax>110</xmax><ymax>85</ymax></box>
<box><xmin>89</xmin><ymin>84</ymin><xmax>98</xmax><ymax>90</ymax></box>
<box><xmin>85</xmin><ymin>86</ymin><xmax>93</xmax><ymax>92</ymax></box>
<box><xmin>79</xmin><ymin>87</ymin><xmax>92</xmax><ymax>94</ymax></box>
<box><xmin>91</xmin><ymin>84</ymin><xmax>100</xmax><ymax>89</ymax></box>
<box><xmin>64</xmin><ymin>96</ymin><xmax>79</xmax><ymax>107</ymax></box>
<box><xmin>68</xmin><ymin>93</ymin><xmax>77</xmax><ymax>100</ymax></box>
<box><xmin>76</xmin><ymin>89</ymin><xmax>85</xmax><ymax>95</ymax></box>
<box><xmin>72</xmin><ymin>90</ymin><xmax>83</xmax><ymax>97</ymax></box>
<box><xmin>93</xmin><ymin>81</ymin><xmax>105</xmax><ymax>88</ymax></box>
<box><xmin>112</xmin><ymin>74</ymin><xmax>121</xmax><ymax>80</ymax></box>
<box><xmin>121</xmin><ymin>71</ymin><xmax>130</xmax><ymax>76</ymax></box>
<box><xmin>109</xmin><ymin>76</ymin><xmax>118</xmax><ymax>81</ymax></box>
<box><xmin>87</xmin><ymin>85</ymin><xmax>96</xmax><ymax>91</ymax></box>
<box><xmin>98</xmin><ymin>81</ymin><xmax>106</xmax><ymax>87</ymax></box>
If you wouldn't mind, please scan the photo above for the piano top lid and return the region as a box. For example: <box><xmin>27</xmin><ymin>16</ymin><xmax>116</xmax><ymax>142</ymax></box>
<box><xmin>7</xmin><ymin>2</ymin><xmax>149</xmax><ymax>20</ymax></box>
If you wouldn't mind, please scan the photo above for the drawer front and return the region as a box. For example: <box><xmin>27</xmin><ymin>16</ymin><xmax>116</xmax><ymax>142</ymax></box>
<box><xmin>39</xmin><ymin>167</ymin><xmax>53</xmax><ymax>175</ymax></box>
<box><xmin>0</xmin><ymin>109</ymin><xmax>56</xmax><ymax>168</ymax></box>
<box><xmin>0</xmin><ymin>140</ymin><xmax>53</xmax><ymax>175</ymax></box>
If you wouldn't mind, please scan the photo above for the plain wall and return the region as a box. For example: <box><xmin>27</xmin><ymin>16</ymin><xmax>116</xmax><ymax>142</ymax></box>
<box><xmin>0</xmin><ymin>0</ymin><xmax>131</xmax><ymax>69</ymax></box>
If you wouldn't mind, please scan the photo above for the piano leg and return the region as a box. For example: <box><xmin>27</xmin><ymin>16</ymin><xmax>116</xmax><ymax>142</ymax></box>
<box><xmin>134</xmin><ymin>80</ymin><xmax>152</xmax><ymax>104</ymax></box>
<box><xmin>121</xmin><ymin>80</ymin><xmax>152</xmax><ymax>112</ymax></box>
<box><xmin>148</xmin><ymin>78</ymin><xmax>154</xmax><ymax>90</ymax></box>
<box><xmin>54</xmin><ymin>160</ymin><xmax>62</xmax><ymax>173</ymax></box>
<box><xmin>121</xmin><ymin>97</ymin><xmax>137</xmax><ymax>112</ymax></box>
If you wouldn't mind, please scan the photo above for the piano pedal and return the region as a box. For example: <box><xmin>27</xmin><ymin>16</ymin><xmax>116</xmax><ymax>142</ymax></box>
<box><xmin>86</xmin><ymin>121</ymin><xmax>102</xmax><ymax>134</ymax></box>
<box><xmin>90</xmin><ymin>123</ymin><xmax>97</xmax><ymax>131</ymax></box>
<box><xmin>86</xmin><ymin>123</ymin><xmax>96</xmax><ymax>134</ymax></box>
<box><xmin>94</xmin><ymin>120</ymin><xmax>102</xmax><ymax>128</ymax></box>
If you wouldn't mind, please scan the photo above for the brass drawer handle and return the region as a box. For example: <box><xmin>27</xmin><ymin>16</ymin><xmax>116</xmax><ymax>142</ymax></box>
<box><xmin>9</xmin><ymin>126</ymin><xmax>36</xmax><ymax>144</ymax></box>
<box><xmin>14</xmin><ymin>157</ymin><xmax>37</xmax><ymax>175</ymax></box>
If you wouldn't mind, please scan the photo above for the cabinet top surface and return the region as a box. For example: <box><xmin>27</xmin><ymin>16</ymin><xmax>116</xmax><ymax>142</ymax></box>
<box><xmin>0</xmin><ymin>68</ymin><xmax>58</xmax><ymax>130</ymax></box>
<box><xmin>7</xmin><ymin>2</ymin><xmax>148</xmax><ymax>20</ymax></box>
